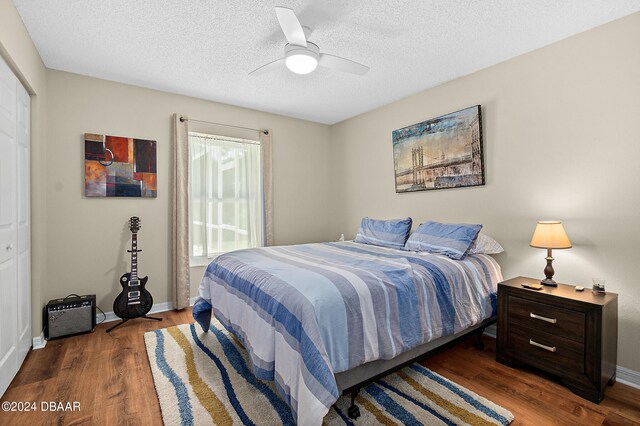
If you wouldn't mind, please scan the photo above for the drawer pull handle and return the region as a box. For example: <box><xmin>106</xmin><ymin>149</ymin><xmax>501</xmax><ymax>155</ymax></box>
<box><xmin>530</xmin><ymin>312</ymin><xmax>557</xmax><ymax>324</ymax></box>
<box><xmin>529</xmin><ymin>339</ymin><xmax>556</xmax><ymax>352</ymax></box>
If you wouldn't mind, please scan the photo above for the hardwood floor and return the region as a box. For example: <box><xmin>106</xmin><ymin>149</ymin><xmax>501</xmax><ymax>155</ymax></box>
<box><xmin>0</xmin><ymin>309</ymin><xmax>193</xmax><ymax>426</ymax></box>
<box><xmin>422</xmin><ymin>336</ymin><xmax>640</xmax><ymax>426</ymax></box>
<box><xmin>1</xmin><ymin>309</ymin><xmax>638</xmax><ymax>425</ymax></box>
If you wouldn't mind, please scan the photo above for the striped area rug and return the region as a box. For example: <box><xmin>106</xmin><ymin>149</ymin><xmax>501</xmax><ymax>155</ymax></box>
<box><xmin>144</xmin><ymin>321</ymin><xmax>514</xmax><ymax>425</ymax></box>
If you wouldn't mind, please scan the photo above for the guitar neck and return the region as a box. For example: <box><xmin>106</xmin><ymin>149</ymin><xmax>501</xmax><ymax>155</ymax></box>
<box><xmin>131</xmin><ymin>232</ymin><xmax>138</xmax><ymax>281</ymax></box>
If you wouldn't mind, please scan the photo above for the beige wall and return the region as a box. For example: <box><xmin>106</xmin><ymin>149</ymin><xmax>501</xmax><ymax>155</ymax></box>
<box><xmin>329</xmin><ymin>13</ymin><xmax>640</xmax><ymax>372</ymax></box>
<box><xmin>0</xmin><ymin>0</ymin><xmax>48</xmax><ymax>343</ymax></box>
<box><xmin>45</xmin><ymin>70</ymin><xmax>333</xmax><ymax>320</ymax></box>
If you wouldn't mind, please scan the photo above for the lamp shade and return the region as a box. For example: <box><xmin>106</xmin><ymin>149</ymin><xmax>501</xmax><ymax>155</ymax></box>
<box><xmin>530</xmin><ymin>221</ymin><xmax>572</xmax><ymax>249</ymax></box>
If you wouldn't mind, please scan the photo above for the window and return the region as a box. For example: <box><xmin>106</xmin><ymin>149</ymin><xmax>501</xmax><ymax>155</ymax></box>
<box><xmin>189</xmin><ymin>132</ymin><xmax>263</xmax><ymax>264</ymax></box>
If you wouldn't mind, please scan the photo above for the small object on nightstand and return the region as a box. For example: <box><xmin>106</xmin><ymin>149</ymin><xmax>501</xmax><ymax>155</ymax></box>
<box><xmin>575</xmin><ymin>286</ymin><xmax>584</xmax><ymax>292</ymax></box>
<box><xmin>521</xmin><ymin>282</ymin><xmax>543</xmax><ymax>290</ymax></box>
<box><xmin>592</xmin><ymin>278</ymin><xmax>606</xmax><ymax>294</ymax></box>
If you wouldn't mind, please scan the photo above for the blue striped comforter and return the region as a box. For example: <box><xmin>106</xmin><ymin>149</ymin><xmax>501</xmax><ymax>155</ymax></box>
<box><xmin>194</xmin><ymin>241</ymin><xmax>502</xmax><ymax>425</ymax></box>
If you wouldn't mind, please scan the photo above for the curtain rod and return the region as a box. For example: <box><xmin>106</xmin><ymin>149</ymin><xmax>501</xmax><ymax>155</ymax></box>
<box><xmin>189</xmin><ymin>131</ymin><xmax>261</xmax><ymax>146</ymax></box>
<box><xmin>179</xmin><ymin>116</ymin><xmax>268</xmax><ymax>135</ymax></box>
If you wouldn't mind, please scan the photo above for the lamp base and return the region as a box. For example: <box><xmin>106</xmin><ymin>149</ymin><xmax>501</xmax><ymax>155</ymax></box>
<box><xmin>540</xmin><ymin>278</ymin><xmax>557</xmax><ymax>287</ymax></box>
<box><xmin>541</xmin><ymin>249</ymin><xmax>557</xmax><ymax>287</ymax></box>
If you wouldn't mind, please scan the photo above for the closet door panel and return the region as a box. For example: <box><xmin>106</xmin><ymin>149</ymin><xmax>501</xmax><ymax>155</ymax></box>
<box><xmin>17</xmin><ymin>250</ymin><xmax>30</xmax><ymax>361</ymax></box>
<box><xmin>0</xmin><ymin>258</ymin><xmax>18</xmax><ymax>394</ymax></box>
<box><xmin>0</xmin><ymin>59</ymin><xmax>16</xmax><ymax>266</ymax></box>
<box><xmin>16</xmin><ymin>82</ymin><xmax>30</xmax><ymax>361</ymax></box>
<box><xmin>0</xmin><ymin>56</ymin><xmax>18</xmax><ymax>396</ymax></box>
<box><xmin>17</xmin><ymin>83</ymin><xmax>29</xmax><ymax>246</ymax></box>
<box><xmin>0</xmin><ymin>135</ymin><xmax>16</xmax><ymax>266</ymax></box>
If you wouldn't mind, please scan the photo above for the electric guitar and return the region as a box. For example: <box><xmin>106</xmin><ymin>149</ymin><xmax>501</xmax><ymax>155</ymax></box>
<box><xmin>113</xmin><ymin>217</ymin><xmax>153</xmax><ymax>319</ymax></box>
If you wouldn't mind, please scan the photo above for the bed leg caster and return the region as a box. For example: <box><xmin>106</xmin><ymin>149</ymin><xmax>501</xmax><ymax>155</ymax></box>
<box><xmin>348</xmin><ymin>404</ymin><xmax>360</xmax><ymax>419</ymax></box>
<box><xmin>348</xmin><ymin>390</ymin><xmax>361</xmax><ymax>419</ymax></box>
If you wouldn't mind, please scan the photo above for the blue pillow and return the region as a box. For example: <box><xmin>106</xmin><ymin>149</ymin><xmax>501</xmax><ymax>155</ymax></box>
<box><xmin>404</xmin><ymin>221</ymin><xmax>482</xmax><ymax>260</ymax></box>
<box><xmin>354</xmin><ymin>217</ymin><xmax>412</xmax><ymax>249</ymax></box>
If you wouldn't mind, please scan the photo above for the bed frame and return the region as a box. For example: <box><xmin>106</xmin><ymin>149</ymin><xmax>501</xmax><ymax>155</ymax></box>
<box><xmin>334</xmin><ymin>316</ymin><xmax>496</xmax><ymax>419</ymax></box>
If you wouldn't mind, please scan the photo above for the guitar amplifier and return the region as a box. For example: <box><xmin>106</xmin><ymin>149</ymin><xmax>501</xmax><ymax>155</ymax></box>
<box><xmin>44</xmin><ymin>294</ymin><xmax>96</xmax><ymax>340</ymax></box>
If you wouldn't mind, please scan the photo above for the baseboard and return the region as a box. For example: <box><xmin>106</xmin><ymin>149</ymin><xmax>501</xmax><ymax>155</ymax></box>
<box><xmin>97</xmin><ymin>301</ymin><xmax>173</xmax><ymax>324</ymax></box>
<box><xmin>32</xmin><ymin>332</ymin><xmax>46</xmax><ymax>350</ymax></box>
<box><xmin>97</xmin><ymin>296</ymin><xmax>199</xmax><ymax>324</ymax></box>
<box><xmin>483</xmin><ymin>325</ymin><xmax>640</xmax><ymax>389</ymax></box>
<box><xmin>616</xmin><ymin>365</ymin><xmax>640</xmax><ymax>389</ymax></box>
<box><xmin>483</xmin><ymin>324</ymin><xmax>497</xmax><ymax>338</ymax></box>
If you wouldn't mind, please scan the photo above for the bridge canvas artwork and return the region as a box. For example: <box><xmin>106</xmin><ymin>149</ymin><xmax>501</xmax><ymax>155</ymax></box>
<box><xmin>392</xmin><ymin>105</ymin><xmax>485</xmax><ymax>193</ymax></box>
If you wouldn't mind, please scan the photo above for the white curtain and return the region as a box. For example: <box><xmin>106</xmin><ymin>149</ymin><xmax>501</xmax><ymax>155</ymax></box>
<box><xmin>260</xmin><ymin>130</ymin><xmax>274</xmax><ymax>246</ymax></box>
<box><xmin>189</xmin><ymin>133</ymin><xmax>263</xmax><ymax>261</ymax></box>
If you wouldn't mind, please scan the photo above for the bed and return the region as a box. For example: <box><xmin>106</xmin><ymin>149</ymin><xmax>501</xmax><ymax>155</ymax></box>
<box><xmin>193</xmin><ymin>240</ymin><xmax>502</xmax><ymax>425</ymax></box>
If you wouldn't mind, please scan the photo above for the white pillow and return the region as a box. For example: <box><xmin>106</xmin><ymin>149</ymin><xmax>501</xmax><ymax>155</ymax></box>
<box><xmin>468</xmin><ymin>233</ymin><xmax>504</xmax><ymax>255</ymax></box>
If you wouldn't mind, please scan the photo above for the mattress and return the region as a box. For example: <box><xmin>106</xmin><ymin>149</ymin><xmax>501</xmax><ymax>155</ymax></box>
<box><xmin>193</xmin><ymin>241</ymin><xmax>503</xmax><ymax>425</ymax></box>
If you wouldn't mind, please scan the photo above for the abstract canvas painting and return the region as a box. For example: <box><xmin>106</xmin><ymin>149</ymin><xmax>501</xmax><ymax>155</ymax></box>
<box><xmin>85</xmin><ymin>133</ymin><xmax>157</xmax><ymax>197</ymax></box>
<box><xmin>392</xmin><ymin>105</ymin><xmax>484</xmax><ymax>193</ymax></box>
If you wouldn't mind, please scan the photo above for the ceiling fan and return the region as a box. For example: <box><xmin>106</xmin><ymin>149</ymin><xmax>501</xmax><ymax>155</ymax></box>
<box><xmin>249</xmin><ymin>6</ymin><xmax>370</xmax><ymax>76</ymax></box>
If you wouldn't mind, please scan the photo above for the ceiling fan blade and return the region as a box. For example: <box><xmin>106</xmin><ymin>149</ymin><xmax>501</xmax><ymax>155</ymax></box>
<box><xmin>319</xmin><ymin>53</ymin><xmax>369</xmax><ymax>76</ymax></box>
<box><xmin>275</xmin><ymin>7</ymin><xmax>307</xmax><ymax>47</ymax></box>
<box><xmin>248</xmin><ymin>58</ymin><xmax>284</xmax><ymax>76</ymax></box>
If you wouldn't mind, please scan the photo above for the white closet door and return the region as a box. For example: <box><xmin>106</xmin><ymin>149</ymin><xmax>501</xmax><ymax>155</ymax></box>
<box><xmin>16</xmin><ymin>79</ymin><xmax>30</xmax><ymax>364</ymax></box>
<box><xmin>0</xmin><ymin>56</ymin><xmax>19</xmax><ymax>396</ymax></box>
<box><xmin>0</xmin><ymin>55</ymin><xmax>30</xmax><ymax>397</ymax></box>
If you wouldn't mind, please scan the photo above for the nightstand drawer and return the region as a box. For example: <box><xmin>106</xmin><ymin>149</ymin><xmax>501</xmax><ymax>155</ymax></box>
<box><xmin>506</xmin><ymin>325</ymin><xmax>585</xmax><ymax>375</ymax></box>
<box><xmin>508</xmin><ymin>295</ymin><xmax>585</xmax><ymax>343</ymax></box>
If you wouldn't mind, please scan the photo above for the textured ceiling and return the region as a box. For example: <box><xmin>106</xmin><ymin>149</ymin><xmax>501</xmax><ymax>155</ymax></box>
<box><xmin>13</xmin><ymin>1</ymin><xmax>640</xmax><ymax>124</ymax></box>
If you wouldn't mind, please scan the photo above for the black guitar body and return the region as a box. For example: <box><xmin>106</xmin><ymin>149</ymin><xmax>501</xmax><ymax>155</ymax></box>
<box><xmin>113</xmin><ymin>273</ymin><xmax>153</xmax><ymax>319</ymax></box>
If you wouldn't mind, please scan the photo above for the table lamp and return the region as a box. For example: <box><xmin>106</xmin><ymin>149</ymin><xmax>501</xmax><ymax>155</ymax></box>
<box><xmin>530</xmin><ymin>221</ymin><xmax>572</xmax><ymax>286</ymax></box>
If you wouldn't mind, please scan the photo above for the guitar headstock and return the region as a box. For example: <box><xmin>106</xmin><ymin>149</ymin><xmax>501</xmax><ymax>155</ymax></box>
<box><xmin>129</xmin><ymin>216</ymin><xmax>141</xmax><ymax>233</ymax></box>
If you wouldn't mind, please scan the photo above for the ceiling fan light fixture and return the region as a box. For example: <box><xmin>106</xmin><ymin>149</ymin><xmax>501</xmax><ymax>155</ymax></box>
<box><xmin>285</xmin><ymin>53</ymin><xmax>317</xmax><ymax>74</ymax></box>
<box><xmin>284</xmin><ymin>43</ymin><xmax>319</xmax><ymax>74</ymax></box>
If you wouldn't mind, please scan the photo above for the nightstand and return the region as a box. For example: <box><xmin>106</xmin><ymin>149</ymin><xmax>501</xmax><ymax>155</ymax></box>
<box><xmin>496</xmin><ymin>276</ymin><xmax>618</xmax><ymax>403</ymax></box>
